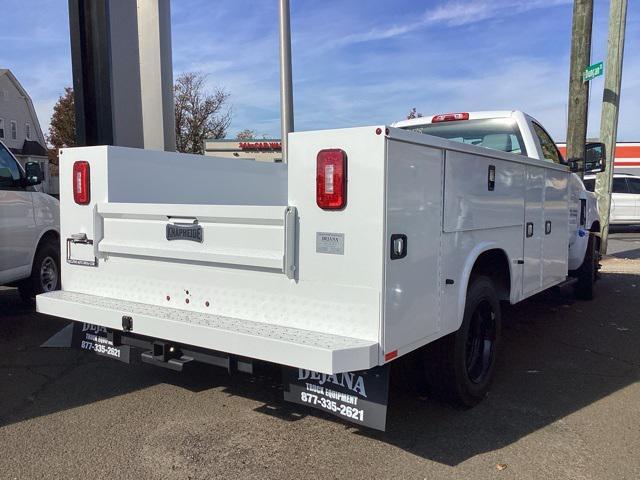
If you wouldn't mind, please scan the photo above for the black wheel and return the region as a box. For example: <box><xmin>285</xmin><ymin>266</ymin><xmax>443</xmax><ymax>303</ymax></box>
<box><xmin>575</xmin><ymin>234</ymin><xmax>597</xmax><ymax>300</ymax></box>
<box><xmin>18</xmin><ymin>240</ymin><xmax>61</xmax><ymax>302</ymax></box>
<box><xmin>422</xmin><ymin>276</ymin><xmax>502</xmax><ymax>408</ymax></box>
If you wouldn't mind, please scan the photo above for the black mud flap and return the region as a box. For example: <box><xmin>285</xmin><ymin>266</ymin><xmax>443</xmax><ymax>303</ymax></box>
<box><xmin>42</xmin><ymin>322</ymin><xmax>131</xmax><ymax>363</ymax></box>
<box><xmin>283</xmin><ymin>365</ymin><xmax>390</xmax><ymax>431</ymax></box>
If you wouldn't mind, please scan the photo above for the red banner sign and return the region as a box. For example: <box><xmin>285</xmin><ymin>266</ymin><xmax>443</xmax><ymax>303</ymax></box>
<box><xmin>239</xmin><ymin>142</ymin><xmax>282</xmax><ymax>151</ymax></box>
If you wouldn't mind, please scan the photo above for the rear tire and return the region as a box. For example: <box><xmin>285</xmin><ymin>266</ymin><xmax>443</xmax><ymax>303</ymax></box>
<box><xmin>575</xmin><ymin>234</ymin><xmax>597</xmax><ymax>300</ymax></box>
<box><xmin>422</xmin><ymin>276</ymin><xmax>502</xmax><ymax>408</ymax></box>
<box><xmin>18</xmin><ymin>240</ymin><xmax>61</xmax><ymax>303</ymax></box>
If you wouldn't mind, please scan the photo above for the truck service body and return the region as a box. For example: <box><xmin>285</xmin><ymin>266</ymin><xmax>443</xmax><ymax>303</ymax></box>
<box><xmin>37</xmin><ymin>111</ymin><xmax>601</xmax><ymax>429</ymax></box>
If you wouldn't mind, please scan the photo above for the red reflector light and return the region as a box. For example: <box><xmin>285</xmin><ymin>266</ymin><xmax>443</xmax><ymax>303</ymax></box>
<box><xmin>384</xmin><ymin>350</ymin><xmax>398</xmax><ymax>361</ymax></box>
<box><xmin>316</xmin><ymin>149</ymin><xmax>347</xmax><ymax>209</ymax></box>
<box><xmin>73</xmin><ymin>161</ymin><xmax>90</xmax><ymax>205</ymax></box>
<box><xmin>432</xmin><ymin>112</ymin><xmax>469</xmax><ymax>123</ymax></box>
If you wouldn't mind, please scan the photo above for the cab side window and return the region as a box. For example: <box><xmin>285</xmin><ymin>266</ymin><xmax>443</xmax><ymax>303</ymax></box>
<box><xmin>626</xmin><ymin>177</ymin><xmax>640</xmax><ymax>194</ymax></box>
<box><xmin>0</xmin><ymin>143</ymin><xmax>22</xmax><ymax>189</ymax></box>
<box><xmin>612</xmin><ymin>177</ymin><xmax>630</xmax><ymax>194</ymax></box>
<box><xmin>532</xmin><ymin>122</ymin><xmax>563</xmax><ymax>164</ymax></box>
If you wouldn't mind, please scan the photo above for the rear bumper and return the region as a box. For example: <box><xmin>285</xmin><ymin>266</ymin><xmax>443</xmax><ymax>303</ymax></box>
<box><xmin>37</xmin><ymin>291</ymin><xmax>379</xmax><ymax>374</ymax></box>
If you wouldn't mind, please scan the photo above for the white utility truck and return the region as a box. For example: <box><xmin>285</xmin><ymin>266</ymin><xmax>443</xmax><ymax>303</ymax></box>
<box><xmin>37</xmin><ymin>111</ymin><xmax>604</xmax><ymax>430</ymax></box>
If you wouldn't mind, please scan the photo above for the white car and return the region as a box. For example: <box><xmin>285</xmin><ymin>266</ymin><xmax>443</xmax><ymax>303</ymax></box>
<box><xmin>583</xmin><ymin>173</ymin><xmax>640</xmax><ymax>225</ymax></box>
<box><xmin>0</xmin><ymin>140</ymin><xmax>60</xmax><ymax>300</ymax></box>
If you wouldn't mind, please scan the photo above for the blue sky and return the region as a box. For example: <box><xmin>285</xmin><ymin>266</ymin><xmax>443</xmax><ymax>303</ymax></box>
<box><xmin>1</xmin><ymin>0</ymin><xmax>638</xmax><ymax>142</ymax></box>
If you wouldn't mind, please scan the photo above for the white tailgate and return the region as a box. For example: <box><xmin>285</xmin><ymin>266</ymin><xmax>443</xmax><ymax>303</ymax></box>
<box><xmin>94</xmin><ymin>203</ymin><xmax>296</xmax><ymax>275</ymax></box>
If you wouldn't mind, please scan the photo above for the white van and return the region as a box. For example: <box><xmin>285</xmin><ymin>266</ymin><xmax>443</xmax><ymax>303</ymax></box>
<box><xmin>0</xmin><ymin>140</ymin><xmax>60</xmax><ymax>300</ymax></box>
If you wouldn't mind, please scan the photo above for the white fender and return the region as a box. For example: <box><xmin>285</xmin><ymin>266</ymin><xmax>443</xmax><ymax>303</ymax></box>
<box><xmin>455</xmin><ymin>241</ymin><xmax>513</xmax><ymax>330</ymax></box>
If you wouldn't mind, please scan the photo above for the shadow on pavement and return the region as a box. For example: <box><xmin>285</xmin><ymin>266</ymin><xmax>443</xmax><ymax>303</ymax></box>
<box><xmin>359</xmin><ymin>271</ymin><xmax>640</xmax><ymax>465</ymax></box>
<box><xmin>0</xmin><ymin>288</ymin><xmax>157</xmax><ymax>427</ymax></box>
<box><xmin>609</xmin><ymin>226</ymin><xmax>640</xmax><ymax>259</ymax></box>
<box><xmin>1</xmin><ymin>267</ymin><xmax>639</xmax><ymax>466</ymax></box>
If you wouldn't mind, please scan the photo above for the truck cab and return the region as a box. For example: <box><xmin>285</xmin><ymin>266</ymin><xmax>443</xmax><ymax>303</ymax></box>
<box><xmin>0</xmin><ymin>140</ymin><xmax>60</xmax><ymax>299</ymax></box>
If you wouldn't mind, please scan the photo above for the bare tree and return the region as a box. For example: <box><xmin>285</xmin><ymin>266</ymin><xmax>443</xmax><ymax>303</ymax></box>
<box><xmin>174</xmin><ymin>72</ymin><xmax>231</xmax><ymax>154</ymax></box>
<box><xmin>407</xmin><ymin>107</ymin><xmax>423</xmax><ymax>120</ymax></box>
<box><xmin>236</xmin><ymin>129</ymin><xmax>256</xmax><ymax>140</ymax></box>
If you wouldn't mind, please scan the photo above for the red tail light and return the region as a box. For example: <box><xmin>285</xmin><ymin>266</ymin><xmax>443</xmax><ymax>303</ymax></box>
<box><xmin>432</xmin><ymin>112</ymin><xmax>469</xmax><ymax>123</ymax></box>
<box><xmin>316</xmin><ymin>149</ymin><xmax>347</xmax><ymax>209</ymax></box>
<box><xmin>73</xmin><ymin>161</ymin><xmax>90</xmax><ymax>205</ymax></box>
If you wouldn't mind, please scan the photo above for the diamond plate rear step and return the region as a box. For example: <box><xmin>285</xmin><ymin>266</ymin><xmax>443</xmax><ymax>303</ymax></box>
<box><xmin>37</xmin><ymin>291</ymin><xmax>378</xmax><ymax>374</ymax></box>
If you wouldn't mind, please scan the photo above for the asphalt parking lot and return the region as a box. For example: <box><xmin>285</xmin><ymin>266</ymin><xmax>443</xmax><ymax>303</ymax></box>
<box><xmin>1</xmin><ymin>234</ymin><xmax>640</xmax><ymax>480</ymax></box>
<box><xmin>607</xmin><ymin>227</ymin><xmax>640</xmax><ymax>259</ymax></box>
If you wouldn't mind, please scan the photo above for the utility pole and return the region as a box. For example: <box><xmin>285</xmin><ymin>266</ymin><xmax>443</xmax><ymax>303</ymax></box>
<box><xmin>595</xmin><ymin>0</ymin><xmax>628</xmax><ymax>254</ymax></box>
<box><xmin>279</xmin><ymin>0</ymin><xmax>294</xmax><ymax>163</ymax></box>
<box><xmin>566</xmin><ymin>0</ymin><xmax>593</xmax><ymax>179</ymax></box>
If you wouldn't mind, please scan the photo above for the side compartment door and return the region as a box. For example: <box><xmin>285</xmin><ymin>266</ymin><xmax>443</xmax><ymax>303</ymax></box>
<box><xmin>383</xmin><ymin>141</ymin><xmax>443</xmax><ymax>354</ymax></box>
<box><xmin>542</xmin><ymin>169</ymin><xmax>569</xmax><ymax>287</ymax></box>
<box><xmin>523</xmin><ymin>165</ymin><xmax>545</xmax><ymax>295</ymax></box>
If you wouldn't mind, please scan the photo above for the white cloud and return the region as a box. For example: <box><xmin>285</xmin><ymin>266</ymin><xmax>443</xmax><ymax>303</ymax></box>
<box><xmin>320</xmin><ymin>0</ymin><xmax>574</xmax><ymax>48</ymax></box>
<box><xmin>425</xmin><ymin>0</ymin><xmax>573</xmax><ymax>27</ymax></box>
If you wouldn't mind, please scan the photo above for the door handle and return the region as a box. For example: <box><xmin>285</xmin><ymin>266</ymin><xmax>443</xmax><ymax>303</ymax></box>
<box><xmin>488</xmin><ymin>165</ymin><xmax>496</xmax><ymax>191</ymax></box>
<box><xmin>390</xmin><ymin>234</ymin><xmax>408</xmax><ymax>260</ymax></box>
<box><xmin>545</xmin><ymin>221</ymin><xmax>552</xmax><ymax>235</ymax></box>
<box><xmin>526</xmin><ymin>222</ymin><xmax>534</xmax><ymax>238</ymax></box>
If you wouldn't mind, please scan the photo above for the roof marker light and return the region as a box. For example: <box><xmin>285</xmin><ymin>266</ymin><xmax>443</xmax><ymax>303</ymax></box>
<box><xmin>432</xmin><ymin>112</ymin><xmax>470</xmax><ymax>123</ymax></box>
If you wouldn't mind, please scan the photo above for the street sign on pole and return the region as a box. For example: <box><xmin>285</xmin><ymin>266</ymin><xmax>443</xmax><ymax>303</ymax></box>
<box><xmin>584</xmin><ymin>61</ymin><xmax>604</xmax><ymax>82</ymax></box>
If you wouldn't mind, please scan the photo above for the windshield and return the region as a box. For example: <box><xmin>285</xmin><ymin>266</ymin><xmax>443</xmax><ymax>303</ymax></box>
<box><xmin>403</xmin><ymin>118</ymin><xmax>527</xmax><ymax>156</ymax></box>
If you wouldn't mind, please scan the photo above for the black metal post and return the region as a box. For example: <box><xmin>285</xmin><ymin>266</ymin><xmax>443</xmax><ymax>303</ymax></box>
<box><xmin>68</xmin><ymin>0</ymin><xmax>114</xmax><ymax>146</ymax></box>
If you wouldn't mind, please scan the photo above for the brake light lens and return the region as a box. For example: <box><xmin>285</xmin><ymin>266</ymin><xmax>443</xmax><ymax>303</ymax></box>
<box><xmin>73</xmin><ymin>161</ymin><xmax>90</xmax><ymax>205</ymax></box>
<box><xmin>316</xmin><ymin>149</ymin><xmax>347</xmax><ymax>209</ymax></box>
<box><xmin>432</xmin><ymin>112</ymin><xmax>469</xmax><ymax>123</ymax></box>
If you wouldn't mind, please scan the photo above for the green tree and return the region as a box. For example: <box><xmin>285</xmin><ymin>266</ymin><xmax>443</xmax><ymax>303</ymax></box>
<box><xmin>47</xmin><ymin>87</ymin><xmax>76</xmax><ymax>163</ymax></box>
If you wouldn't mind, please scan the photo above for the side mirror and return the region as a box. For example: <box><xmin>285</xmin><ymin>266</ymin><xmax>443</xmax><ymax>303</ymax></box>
<box><xmin>24</xmin><ymin>161</ymin><xmax>43</xmax><ymax>186</ymax></box>
<box><xmin>584</xmin><ymin>142</ymin><xmax>606</xmax><ymax>173</ymax></box>
<box><xmin>567</xmin><ymin>142</ymin><xmax>606</xmax><ymax>174</ymax></box>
